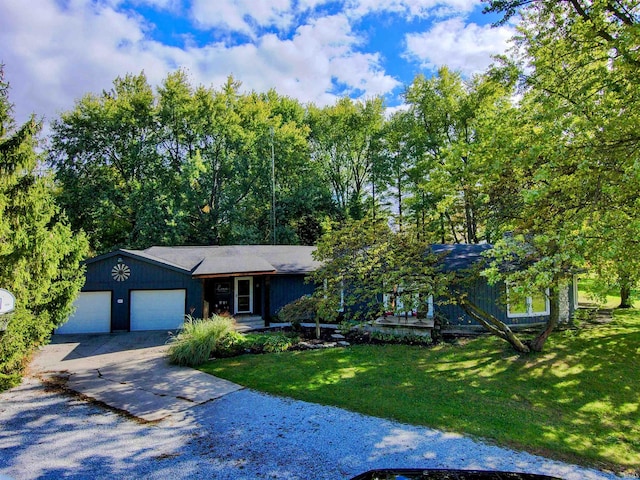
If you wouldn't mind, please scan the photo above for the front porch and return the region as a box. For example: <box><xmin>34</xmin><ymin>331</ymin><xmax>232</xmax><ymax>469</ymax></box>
<box><xmin>375</xmin><ymin>315</ymin><xmax>435</xmax><ymax>329</ymax></box>
<box><xmin>366</xmin><ymin>315</ymin><xmax>435</xmax><ymax>338</ymax></box>
<box><xmin>234</xmin><ymin>315</ymin><xmax>265</xmax><ymax>333</ymax></box>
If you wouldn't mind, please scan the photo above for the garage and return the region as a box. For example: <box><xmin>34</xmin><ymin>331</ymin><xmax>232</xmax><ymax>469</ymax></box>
<box><xmin>130</xmin><ymin>289</ymin><xmax>186</xmax><ymax>331</ymax></box>
<box><xmin>56</xmin><ymin>291</ymin><xmax>112</xmax><ymax>334</ymax></box>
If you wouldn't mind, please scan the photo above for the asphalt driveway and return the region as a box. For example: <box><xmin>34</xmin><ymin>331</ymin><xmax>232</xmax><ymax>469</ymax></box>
<box><xmin>0</xmin><ymin>333</ymin><xmax>635</xmax><ymax>480</ymax></box>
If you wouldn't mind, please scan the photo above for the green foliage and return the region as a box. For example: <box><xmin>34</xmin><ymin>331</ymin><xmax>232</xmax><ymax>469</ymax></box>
<box><xmin>337</xmin><ymin>320</ymin><xmax>355</xmax><ymax>335</ymax></box>
<box><xmin>307</xmin><ymin>97</ymin><xmax>386</xmax><ymax>220</ymax></box>
<box><xmin>242</xmin><ymin>331</ymin><xmax>300</xmax><ymax>353</ymax></box>
<box><xmin>0</xmin><ymin>66</ymin><xmax>88</xmax><ymax>390</ymax></box>
<box><xmin>276</xmin><ymin>295</ymin><xmax>318</xmax><ymax>327</ymax></box>
<box><xmin>311</xmin><ymin>218</ymin><xmax>451</xmax><ymax>324</ymax></box>
<box><xmin>168</xmin><ymin>315</ymin><xmax>244</xmax><ymax>366</ymax></box>
<box><xmin>260</xmin><ymin>333</ymin><xmax>298</xmax><ymax>353</ymax></box>
<box><xmin>50</xmin><ymin>71</ymin><xmax>333</xmax><ymax>252</ymax></box>
<box><xmin>477</xmin><ymin>0</ymin><xmax>640</xmax><ymax>346</ymax></box>
<box><xmin>572</xmin><ymin>307</ymin><xmax>595</xmax><ymax>326</ymax></box>
<box><xmin>369</xmin><ymin>330</ymin><xmax>432</xmax><ymax>345</ymax></box>
<box><xmin>402</xmin><ymin>66</ymin><xmax>514</xmax><ymax>243</ymax></box>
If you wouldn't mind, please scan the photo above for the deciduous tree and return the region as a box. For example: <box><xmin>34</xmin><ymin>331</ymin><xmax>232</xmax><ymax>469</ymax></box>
<box><xmin>481</xmin><ymin>0</ymin><xmax>640</xmax><ymax>311</ymax></box>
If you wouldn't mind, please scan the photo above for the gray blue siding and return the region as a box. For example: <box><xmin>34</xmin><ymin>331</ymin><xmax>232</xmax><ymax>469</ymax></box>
<box><xmin>83</xmin><ymin>252</ymin><xmax>203</xmax><ymax>331</ymax></box>
<box><xmin>269</xmin><ymin>275</ymin><xmax>315</xmax><ymax>317</ymax></box>
<box><xmin>435</xmin><ymin>278</ymin><xmax>550</xmax><ymax>328</ymax></box>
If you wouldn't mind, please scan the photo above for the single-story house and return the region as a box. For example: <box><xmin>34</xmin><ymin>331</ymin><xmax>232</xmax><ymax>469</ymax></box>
<box><xmin>56</xmin><ymin>245</ymin><xmax>320</xmax><ymax>334</ymax></box>
<box><xmin>56</xmin><ymin>243</ymin><xmax>578</xmax><ymax>334</ymax></box>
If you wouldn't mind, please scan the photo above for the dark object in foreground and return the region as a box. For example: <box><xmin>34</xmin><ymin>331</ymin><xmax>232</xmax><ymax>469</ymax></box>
<box><xmin>350</xmin><ymin>469</ymin><xmax>562</xmax><ymax>480</ymax></box>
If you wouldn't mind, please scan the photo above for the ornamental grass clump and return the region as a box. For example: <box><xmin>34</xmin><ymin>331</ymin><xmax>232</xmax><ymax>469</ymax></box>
<box><xmin>168</xmin><ymin>315</ymin><xmax>244</xmax><ymax>366</ymax></box>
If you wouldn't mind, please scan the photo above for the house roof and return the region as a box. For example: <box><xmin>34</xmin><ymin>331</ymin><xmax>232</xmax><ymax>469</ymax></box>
<box><xmin>431</xmin><ymin>243</ymin><xmax>493</xmax><ymax>271</ymax></box>
<box><xmin>88</xmin><ymin>243</ymin><xmax>492</xmax><ymax>278</ymax></box>
<box><xmin>125</xmin><ymin>245</ymin><xmax>321</xmax><ymax>277</ymax></box>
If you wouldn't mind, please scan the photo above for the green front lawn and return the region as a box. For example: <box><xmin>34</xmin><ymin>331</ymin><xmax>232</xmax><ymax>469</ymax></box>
<box><xmin>201</xmin><ymin>309</ymin><xmax>640</xmax><ymax>476</ymax></box>
<box><xmin>578</xmin><ymin>277</ymin><xmax>639</xmax><ymax>309</ymax></box>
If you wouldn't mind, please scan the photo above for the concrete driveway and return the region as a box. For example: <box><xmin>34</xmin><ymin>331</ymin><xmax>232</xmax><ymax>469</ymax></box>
<box><xmin>29</xmin><ymin>332</ymin><xmax>243</xmax><ymax>421</ymax></box>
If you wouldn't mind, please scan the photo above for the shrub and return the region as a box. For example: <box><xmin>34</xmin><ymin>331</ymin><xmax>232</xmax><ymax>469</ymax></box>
<box><xmin>370</xmin><ymin>330</ymin><xmax>432</xmax><ymax>346</ymax></box>
<box><xmin>338</xmin><ymin>320</ymin><xmax>356</xmax><ymax>335</ymax></box>
<box><xmin>168</xmin><ymin>315</ymin><xmax>243</xmax><ymax>366</ymax></box>
<box><xmin>277</xmin><ymin>296</ymin><xmax>318</xmax><ymax>327</ymax></box>
<box><xmin>242</xmin><ymin>332</ymin><xmax>300</xmax><ymax>354</ymax></box>
<box><xmin>262</xmin><ymin>333</ymin><xmax>298</xmax><ymax>353</ymax></box>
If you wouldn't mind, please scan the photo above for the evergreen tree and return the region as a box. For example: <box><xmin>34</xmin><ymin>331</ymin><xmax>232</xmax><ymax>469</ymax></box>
<box><xmin>0</xmin><ymin>66</ymin><xmax>88</xmax><ymax>390</ymax></box>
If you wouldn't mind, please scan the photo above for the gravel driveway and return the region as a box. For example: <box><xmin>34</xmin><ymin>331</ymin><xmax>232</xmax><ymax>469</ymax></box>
<box><xmin>0</xmin><ymin>375</ymin><xmax>635</xmax><ymax>480</ymax></box>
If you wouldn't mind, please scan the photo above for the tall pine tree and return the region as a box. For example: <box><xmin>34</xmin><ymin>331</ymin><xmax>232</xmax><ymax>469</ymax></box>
<box><xmin>0</xmin><ymin>66</ymin><xmax>88</xmax><ymax>389</ymax></box>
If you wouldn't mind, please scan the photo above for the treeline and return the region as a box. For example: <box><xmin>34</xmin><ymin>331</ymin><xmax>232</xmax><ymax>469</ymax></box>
<box><xmin>49</xmin><ymin>67</ymin><xmax>515</xmax><ymax>254</ymax></box>
<box><xmin>48</xmin><ymin>0</ymin><xmax>640</xmax><ymax>306</ymax></box>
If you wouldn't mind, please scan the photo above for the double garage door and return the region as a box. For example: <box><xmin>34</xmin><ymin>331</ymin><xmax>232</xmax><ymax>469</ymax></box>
<box><xmin>56</xmin><ymin>289</ymin><xmax>186</xmax><ymax>334</ymax></box>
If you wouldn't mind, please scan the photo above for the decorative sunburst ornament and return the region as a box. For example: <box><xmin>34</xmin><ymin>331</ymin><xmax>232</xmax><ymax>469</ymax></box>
<box><xmin>111</xmin><ymin>262</ymin><xmax>131</xmax><ymax>282</ymax></box>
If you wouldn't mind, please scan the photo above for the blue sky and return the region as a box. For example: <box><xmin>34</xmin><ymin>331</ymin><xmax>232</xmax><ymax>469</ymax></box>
<box><xmin>0</xmin><ymin>0</ymin><xmax>515</xmax><ymax>126</ymax></box>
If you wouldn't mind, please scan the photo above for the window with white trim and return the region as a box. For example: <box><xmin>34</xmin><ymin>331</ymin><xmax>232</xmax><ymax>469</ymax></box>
<box><xmin>383</xmin><ymin>290</ymin><xmax>434</xmax><ymax>318</ymax></box>
<box><xmin>507</xmin><ymin>285</ymin><xmax>550</xmax><ymax>318</ymax></box>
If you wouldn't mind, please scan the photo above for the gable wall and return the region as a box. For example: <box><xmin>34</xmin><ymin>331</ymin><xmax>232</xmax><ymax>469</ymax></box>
<box><xmin>84</xmin><ymin>253</ymin><xmax>203</xmax><ymax>330</ymax></box>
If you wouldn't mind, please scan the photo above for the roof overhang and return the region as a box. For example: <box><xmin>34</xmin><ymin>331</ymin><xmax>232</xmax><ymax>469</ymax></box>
<box><xmin>84</xmin><ymin>249</ymin><xmax>193</xmax><ymax>274</ymax></box>
<box><xmin>193</xmin><ymin>270</ymin><xmax>278</xmax><ymax>279</ymax></box>
<box><xmin>192</xmin><ymin>255</ymin><xmax>278</xmax><ymax>277</ymax></box>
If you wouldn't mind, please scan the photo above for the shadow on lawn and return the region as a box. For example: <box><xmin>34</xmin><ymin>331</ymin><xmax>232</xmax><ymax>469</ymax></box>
<box><xmin>205</xmin><ymin>311</ymin><xmax>640</xmax><ymax>476</ymax></box>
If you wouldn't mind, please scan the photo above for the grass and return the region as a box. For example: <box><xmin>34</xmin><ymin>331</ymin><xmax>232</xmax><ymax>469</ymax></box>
<box><xmin>578</xmin><ymin>277</ymin><xmax>639</xmax><ymax>309</ymax></box>
<box><xmin>199</xmin><ymin>287</ymin><xmax>640</xmax><ymax>476</ymax></box>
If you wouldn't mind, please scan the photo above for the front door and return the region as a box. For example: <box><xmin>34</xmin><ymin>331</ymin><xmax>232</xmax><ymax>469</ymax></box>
<box><xmin>234</xmin><ymin>277</ymin><xmax>253</xmax><ymax>314</ymax></box>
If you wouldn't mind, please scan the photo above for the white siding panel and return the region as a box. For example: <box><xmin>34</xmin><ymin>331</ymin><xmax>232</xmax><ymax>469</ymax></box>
<box><xmin>130</xmin><ymin>289</ymin><xmax>185</xmax><ymax>331</ymax></box>
<box><xmin>56</xmin><ymin>292</ymin><xmax>111</xmax><ymax>334</ymax></box>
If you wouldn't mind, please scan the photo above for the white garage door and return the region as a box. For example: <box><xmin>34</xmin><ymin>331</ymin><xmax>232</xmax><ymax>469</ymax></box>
<box><xmin>56</xmin><ymin>291</ymin><xmax>111</xmax><ymax>334</ymax></box>
<box><xmin>130</xmin><ymin>289</ymin><xmax>185</xmax><ymax>331</ymax></box>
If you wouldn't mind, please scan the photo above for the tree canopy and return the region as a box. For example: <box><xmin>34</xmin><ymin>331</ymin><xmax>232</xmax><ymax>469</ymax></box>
<box><xmin>50</xmin><ymin>72</ymin><xmax>334</xmax><ymax>253</ymax></box>
<box><xmin>37</xmin><ymin>0</ymin><xmax>640</xmax><ymax>353</ymax></box>
<box><xmin>481</xmin><ymin>0</ymin><xmax>640</xmax><ymax>309</ymax></box>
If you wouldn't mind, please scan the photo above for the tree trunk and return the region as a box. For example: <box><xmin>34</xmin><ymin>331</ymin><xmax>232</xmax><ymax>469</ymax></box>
<box><xmin>396</xmin><ymin>176</ymin><xmax>403</xmax><ymax>232</ymax></box>
<box><xmin>464</xmin><ymin>190</ymin><xmax>478</xmax><ymax>244</ymax></box>
<box><xmin>459</xmin><ymin>298</ymin><xmax>530</xmax><ymax>353</ymax></box>
<box><xmin>530</xmin><ymin>286</ymin><xmax>559</xmax><ymax>352</ymax></box>
<box><xmin>619</xmin><ymin>279</ymin><xmax>632</xmax><ymax>309</ymax></box>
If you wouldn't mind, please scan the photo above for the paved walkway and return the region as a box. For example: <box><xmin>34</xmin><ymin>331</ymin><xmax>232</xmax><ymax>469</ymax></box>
<box><xmin>29</xmin><ymin>332</ymin><xmax>243</xmax><ymax>421</ymax></box>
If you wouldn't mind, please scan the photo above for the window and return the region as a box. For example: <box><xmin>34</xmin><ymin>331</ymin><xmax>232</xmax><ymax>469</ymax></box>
<box><xmin>507</xmin><ymin>285</ymin><xmax>550</xmax><ymax>318</ymax></box>
<box><xmin>383</xmin><ymin>290</ymin><xmax>434</xmax><ymax>318</ymax></box>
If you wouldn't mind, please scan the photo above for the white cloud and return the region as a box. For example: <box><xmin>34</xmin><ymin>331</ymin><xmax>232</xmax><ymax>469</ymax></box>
<box><xmin>0</xmin><ymin>0</ymin><xmax>172</xmax><ymax>124</ymax></box>
<box><xmin>296</xmin><ymin>0</ymin><xmax>334</xmax><ymax>10</ymax></box>
<box><xmin>189</xmin><ymin>0</ymin><xmax>295</xmax><ymax>36</ymax></box>
<box><xmin>181</xmin><ymin>14</ymin><xmax>400</xmax><ymax>104</ymax></box>
<box><xmin>404</xmin><ymin>17</ymin><xmax>514</xmax><ymax>75</ymax></box>
<box><xmin>346</xmin><ymin>0</ymin><xmax>479</xmax><ymax>19</ymax></box>
<box><xmin>0</xmin><ymin>1</ymin><xmax>400</xmax><ymax>128</ymax></box>
<box><xmin>126</xmin><ymin>0</ymin><xmax>183</xmax><ymax>11</ymax></box>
